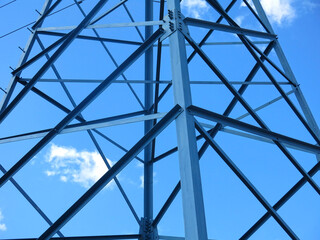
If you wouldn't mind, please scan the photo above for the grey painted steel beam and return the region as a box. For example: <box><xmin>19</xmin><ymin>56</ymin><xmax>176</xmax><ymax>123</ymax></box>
<box><xmin>37</xmin><ymin>105</ymin><xmax>182</xmax><ymax>240</ymax></box>
<box><xmin>0</xmin><ymin>0</ymin><xmax>53</xmax><ymax>111</ymax></box>
<box><xmin>0</xmin><ymin>0</ymin><xmax>111</xmax><ymax>125</ymax></box>
<box><xmin>0</xmin><ymin>112</ymin><xmax>165</xmax><ymax>144</ymax></box>
<box><xmin>36</xmin><ymin>31</ymin><xmax>141</xmax><ymax>225</ymax></box>
<box><xmin>16</xmin><ymin>79</ymin><xmax>144</xmax><ymax>164</ymax></box>
<box><xmin>240</xmin><ymin>160</ymin><xmax>320</xmax><ymax>239</ymax></box>
<box><xmin>37</xmin><ymin>30</ymin><xmax>143</xmax><ymax>45</ymax></box>
<box><xmin>2</xmin><ymin>234</ymin><xmax>140</xmax><ymax>240</ymax></box>
<box><xmin>144</xmin><ymin>0</ymin><xmax>154</xmax><ymax>222</ymax></box>
<box><xmin>72</xmin><ymin>0</ymin><xmax>145</xmax><ymax>110</ymax></box>
<box><xmin>32</xmin><ymin>0</ymin><xmax>62</xmax><ymax>30</ymax></box>
<box><xmin>185</xmin><ymin>6</ymin><xmax>320</xmax><ymax>196</ymax></box>
<box><xmin>167</xmin><ymin>1</ymin><xmax>208</xmax><ymax>239</ymax></box>
<box><xmin>37</xmin><ymin>20</ymin><xmax>164</xmax><ymax>31</ymax></box>
<box><xmin>251</xmin><ymin>0</ymin><xmax>320</xmax><ymax>159</ymax></box>
<box><xmin>206</xmin><ymin>0</ymin><xmax>320</xmax><ymax>145</ymax></box>
<box><xmin>194</xmin><ymin>119</ymin><xmax>299</xmax><ymax>239</ymax></box>
<box><xmin>90</xmin><ymin>0</ymin><xmax>128</xmax><ymax>25</ymax></box>
<box><xmin>184</xmin><ymin>17</ymin><xmax>276</xmax><ymax>40</ymax></box>
<box><xmin>0</xmin><ymin>165</ymin><xmax>64</xmax><ymax>238</ymax></box>
<box><xmin>20</xmin><ymin>78</ymin><xmax>290</xmax><ymax>85</ymax></box>
<box><xmin>0</xmin><ymin>29</ymin><xmax>164</xmax><ymax>188</ymax></box>
<box><xmin>189</xmin><ymin>105</ymin><xmax>320</xmax><ymax>154</ymax></box>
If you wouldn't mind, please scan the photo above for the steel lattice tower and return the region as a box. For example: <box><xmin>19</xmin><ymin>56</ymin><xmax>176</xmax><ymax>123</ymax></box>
<box><xmin>0</xmin><ymin>0</ymin><xmax>319</xmax><ymax>239</ymax></box>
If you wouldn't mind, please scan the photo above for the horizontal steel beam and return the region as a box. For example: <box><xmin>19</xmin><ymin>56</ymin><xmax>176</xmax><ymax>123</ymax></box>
<box><xmin>0</xmin><ymin>112</ymin><xmax>166</xmax><ymax>144</ymax></box>
<box><xmin>188</xmin><ymin>105</ymin><xmax>320</xmax><ymax>154</ymax></box>
<box><xmin>2</xmin><ymin>235</ymin><xmax>140</xmax><ymax>240</ymax></box>
<box><xmin>184</xmin><ymin>17</ymin><xmax>277</xmax><ymax>40</ymax></box>
<box><xmin>20</xmin><ymin>78</ymin><xmax>290</xmax><ymax>85</ymax></box>
<box><xmin>37</xmin><ymin>20</ymin><xmax>165</xmax><ymax>32</ymax></box>
<box><xmin>37</xmin><ymin>30</ymin><xmax>143</xmax><ymax>45</ymax></box>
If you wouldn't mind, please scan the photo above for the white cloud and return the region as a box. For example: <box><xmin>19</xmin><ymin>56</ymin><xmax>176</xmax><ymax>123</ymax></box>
<box><xmin>45</xmin><ymin>144</ymin><xmax>114</xmax><ymax>189</ymax></box>
<box><xmin>139</xmin><ymin>175</ymin><xmax>144</xmax><ymax>188</ymax></box>
<box><xmin>235</xmin><ymin>15</ymin><xmax>245</xmax><ymax>26</ymax></box>
<box><xmin>181</xmin><ymin>0</ymin><xmax>209</xmax><ymax>18</ymax></box>
<box><xmin>0</xmin><ymin>210</ymin><xmax>7</xmax><ymax>231</ymax></box>
<box><xmin>241</xmin><ymin>0</ymin><xmax>295</xmax><ymax>24</ymax></box>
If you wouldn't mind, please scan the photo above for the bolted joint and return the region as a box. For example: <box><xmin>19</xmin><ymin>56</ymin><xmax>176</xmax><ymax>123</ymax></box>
<box><xmin>139</xmin><ymin>217</ymin><xmax>159</xmax><ymax>240</ymax></box>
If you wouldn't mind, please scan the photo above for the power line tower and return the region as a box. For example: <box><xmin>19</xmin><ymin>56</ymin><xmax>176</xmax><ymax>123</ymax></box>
<box><xmin>0</xmin><ymin>0</ymin><xmax>319</xmax><ymax>239</ymax></box>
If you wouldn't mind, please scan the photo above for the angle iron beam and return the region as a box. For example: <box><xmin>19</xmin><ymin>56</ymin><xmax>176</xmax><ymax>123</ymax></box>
<box><xmin>184</xmin><ymin>17</ymin><xmax>277</xmax><ymax>40</ymax></box>
<box><xmin>194</xmin><ymin>119</ymin><xmax>299</xmax><ymax>239</ymax></box>
<box><xmin>188</xmin><ymin>105</ymin><xmax>320</xmax><ymax>155</ymax></box>
<box><xmin>2</xmin><ymin>234</ymin><xmax>140</xmax><ymax>240</ymax></box>
<box><xmin>0</xmin><ymin>0</ymin><xmax>112</xmax><ymax>124</ymax></box>
<box><xmin>90</xmin><ymin>0</ymin><xmax>129</xmax><ymax>25</ymax></box>
<box><xmin>0</xmin><ymin>164</ymin><xmax>64</xmax><ymax>238</ymax></box>
<box><xmin>0</xmin><ymin>28</ymin><xmax>164</xmax><ymax>188</ymax></box>
<box><xmin>251</xmin><ymin>0</ymin><xmax>320</xmax><ymax>160</ymax></box>
<box><xmin>0</xmin><ymin>111</ymin><xmax>157</xmax><ymax>144</ymax></box>
<box><xmin>32</xmin><ymin>0</ymin><xmax>62</xmax><ymax>30</ymax></box>
<box><xmin>184</xmin><ymin>30</ymin><xmax>320</xmax><ymax>195</ymax></box>
<box><xmin>187</xmin><ymin>0</ymin><xmax>237</xmax><ymax>62</ymax></box>
<box><xmin>72</xmin><ymin>0</ymin><xmax>145</xmax><ymax>110</ymax></box>
<box><xmin>37</xmin><ymin>105</ymin><xmax>182</xmax><ymax>240</ymax></box>
<box><xmin>37</xmin><ymin>30</ymin><xmax>143</xmax><ymax>45</ymax></box>
<box><xmin>240</xmin><ymin>160</ymin><xmax>320</xmax><ymax>239</ymax></box>
<box><xmin>206</xmin><ymin>0</ymin><xmax>320</xmax><ymax>145</ymax></box>
<box><xmin>0</xmin><ymin>0</ymin><xmax>53</xmax><ymax>111</ymax></box>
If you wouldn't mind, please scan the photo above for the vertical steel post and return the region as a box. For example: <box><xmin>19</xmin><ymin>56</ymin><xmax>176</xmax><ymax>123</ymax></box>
<box><xmin>167</xmin><ymin>0</ymin><xmax>208</xmax><ymax>239</ymax></box>
<box><xmin>144</xmin><ymin>0</ymin><xmax>154</xmax><ymax>221</ymax></box>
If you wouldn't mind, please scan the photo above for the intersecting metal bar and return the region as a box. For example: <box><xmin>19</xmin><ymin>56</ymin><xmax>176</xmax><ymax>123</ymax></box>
<box><xmin>188</xmin><ymin>105</ymin><xmax>320</xmax><ymax>155</ymax></box>
<box><xmin>0</xmin><ymin>0</ymin><xmax>111</xmax><ymax>125</ymax></box>
<box><xmin>194</xmin><ymin>119</ymin><xmax>299</xmax><ymax>239</ymax></box>
<box><xmin>122</xmin><ymin>3</ymin><xmax>144</xmax><ymax>41</ymax></box>
<box><xmin>35</xmin><ymin>33</ymin><xmax>141</xmax><ymax>226</ymax></box>
<box><xmin>0</xmin><ymin>112</ymin><xmax>164</xmax><ymax>144</ymax></box>
<box><xmin>242</xmin><ymin>0</ymin><xmax>270</xmax><ymax>33</ymax></box>
<box><xmin>11</xmin><ymin>34</ymin><xmax>68</xmax><ymax>76</ymax></box>
<box><xmin>3</xmin><ymin>234</ymin><xmax>140</xmax><ymax>240</ymax></box>
<box><xmin>153</xmin><ymin>41</ymin><xmax>275</xmax><ymax>163</ymax></box>
<box><xmin>73</xmin><ymin>0</ymin><xmax>145</xmax><ymax>110</ymax></box>
<box><xmin>37</xmin><ymin>30</ymin><xmax>143</xmax><ymax>45</ymax></box>
<box><xmin>90</xmin><ymin>0</ymin><xmax>128</xmax><ymax>25</ymax></box>
<box><xmin>0</xmin><ymin>164</ymin><xmax>64</xmax><ymax>238</ymax></box>
<box><xmin>184</xmin><ymin>18</ymin><xmax>320</xmax><ymax>195</ymax></box>
<box><xmin>32</xmin><ymin>0</ymin><xmax>62</xmax><ymax>29</ymax></box>
<box><xmin>206</xmin><ymin>0</ymin><xmax>320</xmax><ymax>145</ymax></box>
<box><xmin>251</xmin><ymin>0</ymin><xmax>320</xmax><ymax>141</ymax></box>
<box><xmin>0</xmin><ymin>29</ymin><xmax>164</xmax><ymax>188</ymax></box>
<box><xmin>240</xmin><ymin>160</ymin><xmax>320</xmax><ymax>239</ymax></box>
<box><xmin>0</xmin><ymin>0</ymin><xmax>53</xmax><ymax>111</ymax></box>
<box><xmin>37</xmin><ymin>105</ymin><xmax>182</xmax><ymax>240</ymax></box>
<box><xmin>17</xmin><ymin>79</ymin><xmax>144</xmax><ymax>164</ymax></box>
<box><xmin>187</xmin><ymin>0</ymin><xmax>239</xmax><ymax>62</ymax></box>
<box><xmin>184</xmin><ymin>17</ymin><xmax>276</xmax><ymax>40</ymax></box>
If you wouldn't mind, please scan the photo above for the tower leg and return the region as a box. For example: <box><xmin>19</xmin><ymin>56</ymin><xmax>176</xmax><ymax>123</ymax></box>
<box><xmin>167</xmin><ymin>0</ymin><xmax>208</xmax><ymax>239</ymax></box>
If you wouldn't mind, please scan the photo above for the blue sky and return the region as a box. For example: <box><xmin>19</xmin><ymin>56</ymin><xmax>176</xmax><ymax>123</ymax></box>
<box><xmin>0</xmin><ymin>0</ymin><xmax>319</xmax><ymax>239</ymax></box>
